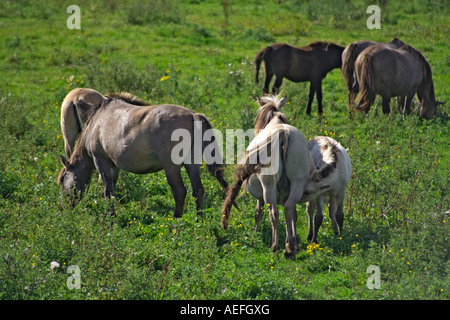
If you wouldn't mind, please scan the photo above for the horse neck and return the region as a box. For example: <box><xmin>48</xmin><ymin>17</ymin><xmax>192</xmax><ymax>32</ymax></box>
<box><xmin>254</xmin><ymin>110</ymin><xmax>285</xmax><ymax>134</ymax></box>
<box><xmin>420</xmin><ymin>82</ymin><xmax>437</xmax><ymax>118</ymax></box>
<box><xmin>423</xmin><ymin>76</ymin><xmax>436</xmax><ymax>103</ymax></box>
<box><xmin>327</xmin><ymin>46</ymin><xmax>344</xmax><ymax>69</ymax></box>
<box><xmin>418</xmin><ymin>61</ymin><xmax>437</xmax><ymax>105</ymax></box>
<box><xmin>423</xmin><ymin>84</ymin><xmax>436</xmax><ymax>106</ymax></box>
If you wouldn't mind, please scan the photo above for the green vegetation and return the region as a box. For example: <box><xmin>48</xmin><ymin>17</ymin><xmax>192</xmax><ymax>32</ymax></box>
<box><xmin>0</xmin><ymin>0</ymin><xmax>448</xmax><ymax>300</ymax></box>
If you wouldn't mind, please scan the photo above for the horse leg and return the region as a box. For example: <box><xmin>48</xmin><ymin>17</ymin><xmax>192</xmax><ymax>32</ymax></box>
<box><xmin>316</xmin><ymin>80</ymin><xmax>323</xmax><ymax>114</ymax></box>
<box><xmin>164</xmin><ymin>166</ymin><xmax>187</xmax><ymax>218</ymax></box>
<box><xmin>306</xmin><ymin>82</ymin><xmax>315</xmax><ymax>115</ymax></box>
<box><xmin>263</xmin><ymin>69</ymin><xmax>273</xmax><ymax>94</ymax></box>
<box><xmin>382</xmin><ymin>96</ymin><xmax>391</xmax><ymax>115</ymax></box>
<box><xmin>254</xmin><ymin>199</ymin><xmax>265</xmax><ymax>232</ymax></box>
<box><xmin>403</xmin><ymin>92</ymin><xmax>415</xmax><ymax>115</ymax></box>
<box><xmin>334</xmin><ymin>190</ymin><xmax>346</xmax><ymax>235</ymax></box>
<box><xmin>272</xmin><ymin>76</ymin><xmax>283</xmax><ymax>95</ymax></box>
<box><xmin>328</xmin><ymin>195</ymin><xmax>340</xmax><ymax>236</ymax></box>
<box><xmin>94</xmin><ymin>157</ymin><xmax>119</xmax><ymax>216</ymax></box>
<box><xmin>399</xmin><ymin>96</ymin><xmax>406</xmax><ymax>113</ymax></box>
<box><xmin>306</xmin><ymin>201</ymin><xmax>316</xmax><ymax>243</ymax></box>
<box><xmin>184</xmin><ymin>163</ymin><xmax>204</xmax><ymax>217</ymax></box>
<box><xmin>262</xmin><ymin>186</ymin><xmax>279</xmax><ymax>252</ymax></box>
<box><xmin>284</xmin><ymin>202</ymin><xmax>299</xmax><ymax>255</ymax></box>
<box><xmin>283</xmin><ymin>182</ymin><xmax>305</xmax><ymax>256</ymax></box>
<box><xmin>312</xmin><ymin>197</ymin><xmax>324</xmax><ymax>244</ymax></box>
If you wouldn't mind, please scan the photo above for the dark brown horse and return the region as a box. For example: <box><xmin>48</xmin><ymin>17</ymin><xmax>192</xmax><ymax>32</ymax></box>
<box><xmin>254</xmin><ymin>42</ymin><xmax>345</xmax><ymax>114</ymax></box>
<box><xmin>341</xmin><ymin>38</ymin><xmax>406</xmax><ymax>109</ymax></box>
<box><xmin>355</xmin><ymin>44</ymin><xmax>441</xmax><ymax>119</ymax></box>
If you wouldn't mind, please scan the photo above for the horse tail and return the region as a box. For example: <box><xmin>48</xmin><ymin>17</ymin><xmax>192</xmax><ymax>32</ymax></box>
<box><xmin>355</xmin><ymin>53</ymin><xmax>376</xmax><ymax>112</ymax></box>
<box><xmin>221</xmin><ymin>163</ymin><xmax>257</xmax><ymax>230</ymax></box>
<box><xmin>341</xmin><ymin>43</ymin><xmax>360</xmax><ymax>93</ymax></box>
<box><xmin>192</xmin><ymin>113</ymin><xmax>229</xmax><ymax>191</ymax></box>
<box><xmin>221</xmin><ymin>130</ymin><xmax>289</xmax><ymax>230</ymax></box>
<box><xmin>254</xmin><ymin>46</ymin><xmax>271</xmax><ymax>84</ymax></box>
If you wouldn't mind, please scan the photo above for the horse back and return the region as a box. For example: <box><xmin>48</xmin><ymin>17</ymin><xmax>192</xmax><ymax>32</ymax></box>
<box><xmin>366</xmin><ymin>46</ymin><xmax>423</xmax><ymax>95</ymax></box>
<box><xmin>87</xmin><ymin>100</ymin><xmax>196</xmax><ymax>173</ymax></box>
<box><xmin>264</xmin><ymin>43</ymin><xmax>316</xmax><ymax>81</ymax></box>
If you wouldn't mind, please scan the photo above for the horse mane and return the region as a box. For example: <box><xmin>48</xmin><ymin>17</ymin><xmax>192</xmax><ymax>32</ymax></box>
<box><xmin>400</xmin><ymin>45</ymin><xmax>429</xmax><ymax>69</ymax></box>
<box><xmin>308</xmin><ymin>41</ymin><xmax>330</xmax><ymax>47</ymax></box>
<box><xmin>399</xmin><ymin>45</ymin><xmax>432</xmax><ymax>84</ymax></box>
<box><xmin>105</xmin><ymin>92</ymin><xmax>149</xmax><ymax>106</ymax></box>
<box><xmin>311</xmin><ymin>137</ymin><xmax>339</xmax><ymax>179</ymax></box>
<box><xmin>254</xmin><ymin>95</ymin><xmax>288</xmax><ymax>134</ymax></box>
<box><xmin>306</xmin><ymin>41</ymin><xmax>344</xmax><ymax>51</ymax></box>
<box><xmin>389</xmin><ymin>37</ymin><xmax>405</xmax><ymax>47</ymax></box>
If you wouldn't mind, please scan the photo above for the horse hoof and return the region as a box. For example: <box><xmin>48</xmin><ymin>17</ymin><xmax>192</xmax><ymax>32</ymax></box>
<box><xmin>283</xmin><ymin>249</ymin><xmax>297</xmax><ymax>258</ymax></box>
<box><xmin>284</xmin><ymin>243</ymin><xmax>298</xmax><ymax>257</ymax></box>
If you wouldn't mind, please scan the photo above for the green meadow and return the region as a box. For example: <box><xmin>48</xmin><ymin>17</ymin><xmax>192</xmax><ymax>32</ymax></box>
<box><xmin>0</xmin><ymin>0</ymin><xmax>448</xmax><ymax>300</ymax></box>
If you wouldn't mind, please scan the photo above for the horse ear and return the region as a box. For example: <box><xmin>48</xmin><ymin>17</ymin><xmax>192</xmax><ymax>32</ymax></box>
<box><xmin>256</xmin><ymin>96</ymin><xmax>263</xmax><ymax>106</ymax></box>
<box><xmin>278</xmin><ymin>95</ymin><xmax>287</xmax><ymax>109</ymax></box>
<box><xmin>59</xmin><ymin>155</ymin><xmax>69</xmax><ymax>169</ymax></box>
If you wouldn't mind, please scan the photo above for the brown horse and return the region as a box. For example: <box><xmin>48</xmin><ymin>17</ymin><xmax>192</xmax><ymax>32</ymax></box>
<box><xmin>60</xmin><ymin>88</ymin><xmax>148</xmax><ymax>157</ymax></box>
<box><xmin>254</xmin><ymin>42</ymin><xmax>345</xmax><ymax>114</ymax></box>
<box><xmin>355</xmin><ymin>44</ymin><xmax>441</xmax><ymax>119</ymax></box>
<box><xmin>58</xmin><ymin>96</ymin><xmax>229</xmax><ymax>217</ymax></box>
<box><xmin>341</xmin><ymin>38</ymin><xmax>405</xmax><ymax>109</ymax></box>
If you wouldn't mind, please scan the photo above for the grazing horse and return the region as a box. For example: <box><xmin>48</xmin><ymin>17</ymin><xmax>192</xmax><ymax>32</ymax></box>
<box><xmin>341</xmin><ymin>38</ymin><xmax>405</xmax><ymax>109</ymax></box>
<box><xmin>301</xmin><ymin>136</ymin><xmax>352</xmax><ymax>244</ymax></box>
<box><xmin>58</xmin><ymin>96</ymin><xmax>229</xmax><ymax>217</ymax></box>
<box><xmin>60</xmin><ymin>88</ymin><xmax>148</xmax><ymax>157</ymax></box>
<box><xmin>355</xmin><ymin>44</ymin><xmax>441</xmax><ymax>119</ymax></box>
<box><xmin>221</xmin><ymin>95</ymin><xmax>316</xmax><ymax>256</ymax></box>
<box><xmin>254</xmin><ymin>42</ymin><xmax>345</xmax><ymax>114</ymax></box>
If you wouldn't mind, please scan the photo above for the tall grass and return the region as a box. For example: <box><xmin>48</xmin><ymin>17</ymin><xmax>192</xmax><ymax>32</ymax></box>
<box><xmin>0</xmin><ymin>0</ymin><xmax>448</xmax><ymax>300</ymax></box>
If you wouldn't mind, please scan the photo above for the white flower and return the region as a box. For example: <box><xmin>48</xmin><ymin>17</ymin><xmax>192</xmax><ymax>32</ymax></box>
<box><xmin>50</xmin><ymin>261</ymin><xmax>60</xmax><ymax>270</ymax></box>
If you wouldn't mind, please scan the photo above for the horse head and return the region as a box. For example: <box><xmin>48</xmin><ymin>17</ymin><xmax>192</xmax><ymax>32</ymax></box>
<box><xmin>419</xmin><ymin>100</ymin><xmax>444</xmax><ymax>120</ymax></box>
<box><xmin>254</xmin><ymin>95</ymin><xmax>288</xmax><ymax>133</ymax></box>
<box><xmin>58</xmin><ymin>153</ymin><xmax>94</xmax><ymax>205</ymax></box>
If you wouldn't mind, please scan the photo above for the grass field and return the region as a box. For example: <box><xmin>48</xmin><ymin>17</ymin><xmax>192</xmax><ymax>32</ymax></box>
<box><xmin>0</xmin><ymin>0</ymin><xmax>448</xmax><ymax>300</ymax></box>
